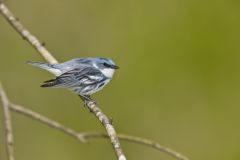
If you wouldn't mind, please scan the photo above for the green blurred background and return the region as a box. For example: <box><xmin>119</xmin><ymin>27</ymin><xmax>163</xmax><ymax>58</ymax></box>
<box><xmin>0</xmin><ymin>0</ymin><xmax>240</xmax><ymax>159</ymax></box>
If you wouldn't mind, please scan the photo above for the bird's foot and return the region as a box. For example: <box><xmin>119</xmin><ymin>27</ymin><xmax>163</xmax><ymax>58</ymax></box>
<box><xmin>79</xmin><ymin>95</ymin><xmax>96</xmax><ymax>107</ymax></box>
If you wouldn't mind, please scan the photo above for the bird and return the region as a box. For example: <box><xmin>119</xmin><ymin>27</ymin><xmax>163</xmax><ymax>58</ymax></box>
<box><xmin>27</xmin><ymin>57</ymin><xmax>119</xmax><ymax>102</ymax></box>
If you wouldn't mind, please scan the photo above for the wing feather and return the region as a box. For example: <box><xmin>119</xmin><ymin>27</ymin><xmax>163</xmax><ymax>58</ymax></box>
<box><xmin>41</xmin><ymin>67</ymin><xmax>104</xmax><ymax>88</ymax></box>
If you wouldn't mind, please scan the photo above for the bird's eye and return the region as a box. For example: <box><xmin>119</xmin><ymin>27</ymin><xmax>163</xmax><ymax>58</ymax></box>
<box><xmin>103</xmin><ymin>62</ymin><xmax>110</xmax><ymax>67</ymax></box>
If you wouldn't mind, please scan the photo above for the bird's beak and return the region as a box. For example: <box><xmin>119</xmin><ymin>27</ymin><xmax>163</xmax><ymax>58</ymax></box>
<box><xmin>111</xmin><ymin>65</ymin><xmax>120</xmax><ymax>69</ymax></box>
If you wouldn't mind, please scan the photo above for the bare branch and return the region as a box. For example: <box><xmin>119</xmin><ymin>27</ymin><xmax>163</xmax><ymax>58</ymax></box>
<box><xmin>10</xmin><ymin>104</ymin><xmax>189</xmax><ymax>160</ymax></box>
<box><xmin>11</xmin><ymin>104</ymin><xmax>189</xmax><ymax>160</ymax></box>
<box><xmin>0</xmin><ymin>83</ymin><xmax>15</xmax><ymax>160</ymax></box>
<box><xmin>10</xmin><ymin>103</ymin><xmax>189</xmax><ymax>160</ymax></box>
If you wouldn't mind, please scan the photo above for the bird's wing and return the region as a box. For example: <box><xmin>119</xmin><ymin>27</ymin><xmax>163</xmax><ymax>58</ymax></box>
<box><xmin>41</xmin><ymin>66</ymin><xmax>104</xmax><ymax>88</ymax></box>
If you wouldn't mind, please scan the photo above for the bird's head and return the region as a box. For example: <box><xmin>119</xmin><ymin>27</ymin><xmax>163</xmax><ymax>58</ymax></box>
<box><xmin>92</xmin><ymin>58</ymin><xmax>119</xmax><ymax>78</ymax></box>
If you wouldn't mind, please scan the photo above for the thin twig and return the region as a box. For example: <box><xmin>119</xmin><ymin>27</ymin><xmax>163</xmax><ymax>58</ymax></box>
<box><xmin>0</xmin><ymin>2</ymin><xmax>126</xmax><ymax>159</ymax></box>
<box><xmin>10</xmin><ymin>103</ymin><xmax>86</xmax><ymax>142</ymax></box>
<box><xmin>0</xmin><ymin>83</ymin><xmax>15</xmax><ymax>160</ymax></box>
<box><xmin>83</xmin><ymin>133</ymin><xmax>189</xmax><ymax>160</ymax></box>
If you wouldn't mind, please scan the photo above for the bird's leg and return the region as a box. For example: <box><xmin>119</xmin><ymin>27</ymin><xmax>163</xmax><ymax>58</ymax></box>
<box><xmin>79</xmin><ymin>95</ymin><xmax>96</xmax><ymax>106</ymax></box>
<box><xmin>79</xmin><ymin>95</ymin><xmax>89</xmax><ymax>106</ymax></box>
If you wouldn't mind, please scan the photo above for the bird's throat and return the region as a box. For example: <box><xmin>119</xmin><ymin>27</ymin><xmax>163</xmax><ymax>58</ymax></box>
<box><xmin>101</xmin><ymin>68</ymin><xmax>115</xmax><ymax>78</ymax></box>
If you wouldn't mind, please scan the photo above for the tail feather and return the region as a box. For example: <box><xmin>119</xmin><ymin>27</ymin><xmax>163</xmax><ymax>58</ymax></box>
<box><xmin>26</xmin><ymin>61</ymin><xmax>61</xmax><ymax>76</ymax></box>
<box><xmin>26</xmin><ymin>61</ymin><xmax>49</xmax><ymax>67</ymax></box>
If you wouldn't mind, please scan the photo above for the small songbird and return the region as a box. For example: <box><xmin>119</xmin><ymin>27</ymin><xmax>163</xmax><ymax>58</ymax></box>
<box><xmin>27</xmin><ymin>57</ymin><xmax>119</xmax><ymax>101</ymax></box>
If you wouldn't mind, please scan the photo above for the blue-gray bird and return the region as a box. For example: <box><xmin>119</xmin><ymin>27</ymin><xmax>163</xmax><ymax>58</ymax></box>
<box><xmin>27</xmin><ymin>58</ymin><xmax>119</xmax><ymax>101</ymax></box>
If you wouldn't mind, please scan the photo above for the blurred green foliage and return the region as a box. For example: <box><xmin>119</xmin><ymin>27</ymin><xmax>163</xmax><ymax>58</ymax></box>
<box><xmin>0</xmin><ymin>0</ymin><xmax>240</xmax><ymax>160</ymax></box>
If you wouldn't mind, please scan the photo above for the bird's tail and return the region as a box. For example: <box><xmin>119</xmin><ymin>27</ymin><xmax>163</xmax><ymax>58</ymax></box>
<box><xmin>26</xmin><ymin>61</ymin><xmax>61</xmax><ymax>76</ymax></box>
<box><xmin>26</xmin><ymin>61</ymin><xmax>50</xmax><ymax>70</ymax></box>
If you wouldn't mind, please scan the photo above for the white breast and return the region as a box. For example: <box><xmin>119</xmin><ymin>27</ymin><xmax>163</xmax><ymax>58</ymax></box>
<box><xmin>101</xmin><ymin>68</ymin><xmax>115</xmax><ymax>78</ymax></box>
